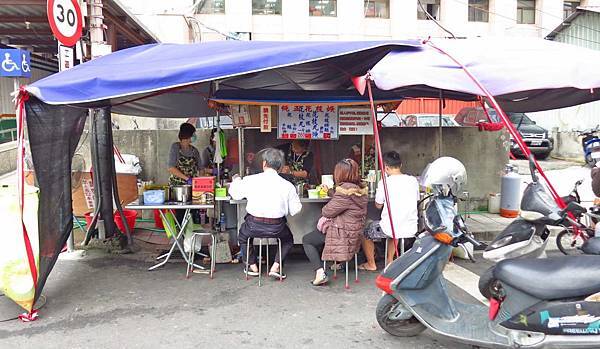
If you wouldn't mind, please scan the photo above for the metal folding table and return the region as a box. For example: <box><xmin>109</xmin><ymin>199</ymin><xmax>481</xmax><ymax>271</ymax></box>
<box><xmin>126</xmin><ymin>203</ymin><xmax>214</xmax><ymax>271</ymax></box>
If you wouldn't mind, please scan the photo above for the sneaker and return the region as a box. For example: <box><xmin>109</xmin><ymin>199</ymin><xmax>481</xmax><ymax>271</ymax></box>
<box><xmin>311</xmin><ymin>273</ymin><xmax>329</xmax><ymax>286</ymax></box>
<box><xmin>268</xmin><ymin>270</ymin><xmax>287</xmax><ymax>279</ymax></box>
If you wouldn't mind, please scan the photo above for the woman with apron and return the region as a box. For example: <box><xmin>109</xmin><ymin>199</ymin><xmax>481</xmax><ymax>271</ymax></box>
<box><xmin>168</xmin><ymin>123</ymin><xmax>201</xmax><ymax>223</ymax></box>
<box><xmin>277</xmin><ymin>139</ymin><xmax>313</xmax><ymax>185</ymax></box>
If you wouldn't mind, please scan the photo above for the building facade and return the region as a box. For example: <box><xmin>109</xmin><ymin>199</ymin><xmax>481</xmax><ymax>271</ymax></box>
<box><xmin>123</xmin><ymin>0</ymin><xmax>580</xmax><ymax>43</ymax></box>
<box><xmin>530</xmin><ymin>6</ymin><xmax>600</xmax><ymax>136</ymax></box>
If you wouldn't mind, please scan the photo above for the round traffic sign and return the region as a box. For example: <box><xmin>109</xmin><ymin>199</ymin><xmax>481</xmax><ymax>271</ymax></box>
<box><xmin>47</xmin><ymin>0</ymin><xmax>83</xmax><ymax>47</ymax></box>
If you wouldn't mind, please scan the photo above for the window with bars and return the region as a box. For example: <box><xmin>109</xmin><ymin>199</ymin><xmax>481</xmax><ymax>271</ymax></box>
<box><xmin>517</xmin><ymin>0</ymin><xmax>536</xmax><ymax>24</ymax></box>
<box><xmin>364</xmin><ymin>0</ymin><xmax>390</xmax><ymax>19</ymax></box>
<box><xmin>417</xmin><ymin>0</ymin><xmax>441</xmax><ymax>21</ymax></box>
<box><xmin>563</xmin><ymin>1</ymin><xmax>580</xmax><ymax>19</ymax></box>
<box><xmin>195</xmin><ymin>0</ymin><xmax>226</xmax><ymax>14</ymax></box>
<box><xmin>468</xmin><ymin>0</ymin><xmax>489</xmax><ymax>22</ymax></box>
<box><xmin>310</xmin><ymin>0</ymin><xmax>337</xmax><ymax>17</ymax></box>
<box><xmin>252</xmin><ymin>0</ymin><xmax>282</xmax><ymax>15</ymax></box>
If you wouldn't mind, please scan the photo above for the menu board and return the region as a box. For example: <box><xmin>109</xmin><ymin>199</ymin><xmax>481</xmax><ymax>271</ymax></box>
<box><xmin>339</xmin><ymin>108</ymin><xmax>373</xmax><ymax>135</ymax></box>
<box><xmin>277</xmin><ymin>104</ymin><xmax>338</xmax><ymax>140</ymax></box>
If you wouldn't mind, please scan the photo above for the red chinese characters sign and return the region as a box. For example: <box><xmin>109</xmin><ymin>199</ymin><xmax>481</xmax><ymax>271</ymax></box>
<box><xmin>260</xmin><ymin>106</ymin><xmax>271</xmax><ymax>132</ymax></box>
<box><xmin>277</xmin><ymin>104</ymin><xmax>338</xmax><ymax>140</ymax></box>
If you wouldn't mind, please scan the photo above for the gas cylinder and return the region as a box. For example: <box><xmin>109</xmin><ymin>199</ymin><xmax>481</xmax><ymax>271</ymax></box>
<box><xmin>500</xmin><ymin>165</ymin><xmax>521</xmax><ymax>218</ymax></box>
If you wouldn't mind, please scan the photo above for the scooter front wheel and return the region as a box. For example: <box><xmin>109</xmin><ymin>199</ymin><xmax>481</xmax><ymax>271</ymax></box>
<box><xmin>376</xmin><ymin>294</ymin><xmax>426</xmax><ymax>337</ymax></box>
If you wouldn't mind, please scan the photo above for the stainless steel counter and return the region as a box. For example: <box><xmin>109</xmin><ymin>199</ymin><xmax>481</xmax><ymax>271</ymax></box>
<box><xmin>229</xmin><ymin>197</ymin><xmax>332</xmax><ymax>204</ymax></box>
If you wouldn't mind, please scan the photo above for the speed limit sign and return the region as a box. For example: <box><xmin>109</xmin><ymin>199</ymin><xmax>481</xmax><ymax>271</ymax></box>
<box><xmin>47</xmin><ymin>0</ymin><xmax>83</xmax><ymax>47</ymax></box>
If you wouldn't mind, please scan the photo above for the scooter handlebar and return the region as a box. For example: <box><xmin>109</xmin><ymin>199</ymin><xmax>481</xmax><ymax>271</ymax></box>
<box><xmin>462</xmin><ymin>233</ymin><xmax>483</xmax><ymax>248</ymax></box>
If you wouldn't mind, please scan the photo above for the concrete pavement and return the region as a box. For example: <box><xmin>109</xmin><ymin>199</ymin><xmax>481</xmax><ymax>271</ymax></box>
<box><xmin>0</xmin><ymin>249</ymin><xmax>473</xmax><ymax>349</ymax></box>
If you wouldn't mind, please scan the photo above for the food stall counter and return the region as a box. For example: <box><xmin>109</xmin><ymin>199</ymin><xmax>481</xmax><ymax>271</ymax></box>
<box><xmin>227</xmin><ymin>196</ymin><xmax>379</xmax><ymax>244</ymax></box>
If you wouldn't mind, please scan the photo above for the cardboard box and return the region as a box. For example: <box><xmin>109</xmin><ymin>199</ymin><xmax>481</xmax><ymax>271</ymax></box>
<box><xmin>192</xmin><ymin>177</ymin><xmax>215</xmax><ymax>204</ymax></box>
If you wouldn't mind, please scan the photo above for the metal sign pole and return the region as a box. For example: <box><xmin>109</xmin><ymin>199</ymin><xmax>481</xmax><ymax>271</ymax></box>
<box><xmin>238</xmin><ymin>127</ymin><xmax>244</xmax><ymax>176</ymax></box>
<box><xmin>361</xmin><ymin>134</ymin><xmax>365</xmax><ymax>175</ymax></box>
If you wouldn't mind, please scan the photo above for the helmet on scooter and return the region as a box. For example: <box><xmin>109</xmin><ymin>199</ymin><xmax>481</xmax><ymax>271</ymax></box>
<box><xmin>420</xmin><ymin>157</ymin><xmax>467</xmax><ymax>196</ymax></box>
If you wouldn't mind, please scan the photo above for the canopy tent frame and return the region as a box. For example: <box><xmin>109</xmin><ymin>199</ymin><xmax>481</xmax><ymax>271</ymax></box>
<box><xmin>10</xmin><ymin>38</ymin><xmax>600</xmax><ymax>320</ymax></box>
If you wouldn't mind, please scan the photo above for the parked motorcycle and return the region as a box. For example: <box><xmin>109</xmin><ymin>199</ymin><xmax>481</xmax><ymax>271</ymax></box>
<box><xmin>375</xmin><ymin>156</ymin><xmax>600</xmax><ymax>348</ymax></box>
<box><xmin>579</xmin><ymin>126</ymin><xmax>600</xmax><ymax>167</ymax></box>
<box><xmin>479</xmin><ymin>157</ymin><xmax>589</xmax><ymax>298</ymax></box>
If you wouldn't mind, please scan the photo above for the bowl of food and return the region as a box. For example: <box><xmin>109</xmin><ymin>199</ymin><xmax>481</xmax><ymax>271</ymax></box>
<box><xmin>307</xmin><ymin>189</ymin><xmax>319</xmax><ymax>199</ymax></box>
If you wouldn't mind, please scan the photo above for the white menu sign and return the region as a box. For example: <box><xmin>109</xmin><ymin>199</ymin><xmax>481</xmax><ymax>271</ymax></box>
<box><xmin>339</xmin><ymin>108</ymin><xmax>373</xmax><ymax>135</ymax></box>
<box><xmin>277</xmin><ymin>104</ymin><xmax>338</xmax><ymax>140</ymax></box>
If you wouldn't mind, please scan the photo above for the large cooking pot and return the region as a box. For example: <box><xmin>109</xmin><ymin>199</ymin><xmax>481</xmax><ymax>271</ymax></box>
<box><xmin>171</xmin><ymin>185</ymin><xmax>192</xmax><ymax>203</ymax></box>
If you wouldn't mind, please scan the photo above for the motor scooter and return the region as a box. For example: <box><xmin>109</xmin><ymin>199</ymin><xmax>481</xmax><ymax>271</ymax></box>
<box><xmin>579</xmin><ymin>126</ymin><xmax>600</xmax><ymax>167</ymax></box>
<box><xmin>478</xmin><ymin>157</ymin><xmax>590</xmax><ymax>298</ymax></box>
<box><xmin>375</xmin><ymin>166</ymin><xmax>600</xmax><ymax>348</ymax></box>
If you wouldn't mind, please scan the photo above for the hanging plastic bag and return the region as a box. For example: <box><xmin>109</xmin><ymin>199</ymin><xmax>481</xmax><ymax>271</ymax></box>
<box><xmin>183</xmin><ymin>218</ymin><xmax>200</xmax><ymax>253</ymax></box>
<box><xmin>0</xmin><ymin>185</ymin><xmax>40</xmax><ymax>313</ymax></box>
<box><xmin>452</xmin><ymin>242</ymin><xmax>474</xmax><ymax>260</ymax></box>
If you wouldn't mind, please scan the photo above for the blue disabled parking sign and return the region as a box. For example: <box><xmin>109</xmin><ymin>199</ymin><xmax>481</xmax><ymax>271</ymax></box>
<box><xmin>0</xmin><ymin>49</ymin><xmax>31</xmax><ymax>78</ymax></box>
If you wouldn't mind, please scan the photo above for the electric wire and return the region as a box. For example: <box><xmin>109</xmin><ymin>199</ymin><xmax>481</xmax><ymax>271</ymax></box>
<box><xmin>417</xmin><ymin>0</ymin><xmax>457</xmax><ymax>38</ymax></box>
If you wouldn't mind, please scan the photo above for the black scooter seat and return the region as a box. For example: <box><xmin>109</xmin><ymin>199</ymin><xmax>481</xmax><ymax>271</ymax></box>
<box><xmin>494</xmin><ymin>256</ymin><xmax>600</xmax><ymax>300</ymax></box>
<box><xmin>582</xmin><ymin>237</ymin><xmax>600</xmax><ymax>255</ymax></box>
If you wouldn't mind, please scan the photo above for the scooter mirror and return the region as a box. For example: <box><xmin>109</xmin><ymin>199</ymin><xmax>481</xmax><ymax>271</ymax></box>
<box><xmin>528</xmin><ymin>154</ymin><xmax>538</xmax><ymax>183</ymax></box>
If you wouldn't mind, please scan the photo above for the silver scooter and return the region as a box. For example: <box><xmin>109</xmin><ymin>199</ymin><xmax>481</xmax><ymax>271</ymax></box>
<box><xmin>375</xmin><ymin>159</ymin><xmax>600</xmax><ymax>348</ymax></box>
<box><xmin>480</xmin><ymin>156</ymin><xmax>594</xmax><ymax>299</ymax></box>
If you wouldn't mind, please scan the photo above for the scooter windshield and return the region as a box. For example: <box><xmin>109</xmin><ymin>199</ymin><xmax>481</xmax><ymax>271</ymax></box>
<box><xmin>425</xmin><ymin>196</ymin><xmax>458</xmax><ymax>237</ymax></box>
<box><xmin>521</xmin><ymin>182</ymin><xmax>562</xmax><ymax>222</ymax></box>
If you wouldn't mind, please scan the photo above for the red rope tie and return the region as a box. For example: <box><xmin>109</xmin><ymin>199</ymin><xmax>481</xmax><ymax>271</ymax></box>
<box><xmin>16</xmin><ymin>86</ymin><xmax>39</xmax><ymax>321</ymax></box>
<box><xmin>18</xmin><ymin>310</ymin><xmax>39</xmax><ymax>322</ymax></box>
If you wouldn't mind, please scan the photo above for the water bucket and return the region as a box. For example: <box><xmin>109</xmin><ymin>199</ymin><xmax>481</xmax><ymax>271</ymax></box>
<box><xmin>114</xmin><ymin>209</ymin><xmax>137</xmax><ymax>234</ymax></box>
<box><xmin>84</xmin><ymin>212</ymin><xmax>94</xmax><ymax>227</ymax></box>
<box><xmin>488</xmin><ymin>193</ymin><xmax>501</xmax><ymax>214</ymax></box>
<box><xmin>153</xmin><ymin>209</ymin><xmax>164</xmax><ymax>229</ymax></box>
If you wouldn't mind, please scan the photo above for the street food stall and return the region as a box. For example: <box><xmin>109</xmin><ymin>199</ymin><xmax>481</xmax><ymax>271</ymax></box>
<box><xmin>6</xmin><ymin>38</ymin><xmax>600</xmax><ymax>320</ymax></box>
<box><xmin>221</xmin><ymin>103</ymin><xmax>384</xmax><ymax>243</ymax></box>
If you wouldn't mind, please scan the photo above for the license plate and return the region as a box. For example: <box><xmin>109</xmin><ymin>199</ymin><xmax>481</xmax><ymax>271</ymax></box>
<box><xmin>530</xmin><ymin>140</ymin><xmax>542</xmax><ymax>146</ymax></box>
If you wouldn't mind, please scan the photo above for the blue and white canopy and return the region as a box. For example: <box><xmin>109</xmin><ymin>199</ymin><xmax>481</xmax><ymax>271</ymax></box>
<box><xmin>26</xmin><ymin>38</ymin><xmax>600</xmax><ymax>116</ymax></box>
<box><xmin>26</xmin><ymin>40</ymin><xmax>422</xmax><ymax>117</ymax></box>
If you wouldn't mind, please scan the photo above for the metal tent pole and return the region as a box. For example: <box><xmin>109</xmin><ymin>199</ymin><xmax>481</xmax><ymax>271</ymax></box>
<box><xmin>361</xmin><ymin>134</ymin><xmax>365</xmax><ymax>176</ymax></box>
<box><xmin>238</xmin><ymin>127</ymin><xmax>244</xmax><ymax>175</ymax></box>
<box><xmin>83</xmin><ymin>109</ymin><xmax>102</xmax><ymax>245</ymax></box>
<box><xmin>438</xmin><ymin>90</ymin><xmax>443</xmax><ymax>157</ymax></box>
<box><xmin>94</xmin><ymin>107</ymin><xmax>117</xmax><ymax>238</ymax></box>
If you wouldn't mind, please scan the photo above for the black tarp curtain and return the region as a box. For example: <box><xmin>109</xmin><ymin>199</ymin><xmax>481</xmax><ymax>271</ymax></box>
<box><xmin>25</xmin><ymin>97</ymin><xmax>87</xmax><ymax>302</ymax></box>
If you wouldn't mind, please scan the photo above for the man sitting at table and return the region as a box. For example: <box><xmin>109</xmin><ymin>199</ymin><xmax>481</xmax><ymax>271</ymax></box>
<box><xmin>229</xmin><ymin>148</ymin><xmax>302</xmax><ymax>278</ymax></box>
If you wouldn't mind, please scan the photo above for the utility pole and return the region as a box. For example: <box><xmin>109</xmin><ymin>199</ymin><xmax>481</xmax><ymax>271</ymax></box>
<box><xmin>89</xmin><ymin>0</ymin><xmax>105</xmax><ymax>59</ymax></box>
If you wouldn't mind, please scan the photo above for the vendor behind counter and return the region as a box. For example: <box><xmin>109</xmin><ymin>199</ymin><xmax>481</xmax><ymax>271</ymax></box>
<box><xmin>168</xmin><ymin>122</ymin><xmax>202</xmax><ymax>185</ymax></box>
<box><xmin>276</xmin><ymin>140</ymin><xmax>314</xmax><ymax>184</ymax></box>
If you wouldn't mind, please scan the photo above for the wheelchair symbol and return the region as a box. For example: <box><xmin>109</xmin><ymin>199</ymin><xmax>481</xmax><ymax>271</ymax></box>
<box><xmin>21</xmin><ymin>53</ymin><xmax>30</xmax><ymax>73</ymax></box>
<box><xmin>2</xmin><ymin>53</ymin><xmax>20</xmax><ymax>72</ymax></box>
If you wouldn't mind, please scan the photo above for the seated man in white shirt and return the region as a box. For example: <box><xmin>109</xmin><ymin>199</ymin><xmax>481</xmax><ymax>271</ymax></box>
<box><xmin>229</xmin><ymin>148</ymin><xmax>302</xmax><ymax>279</ymax></box>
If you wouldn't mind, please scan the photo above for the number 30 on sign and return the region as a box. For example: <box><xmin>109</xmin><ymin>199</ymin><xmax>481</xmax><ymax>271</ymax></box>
<box><xmin>47</xmin><ymin>0</ymin><xmax>83</xmax><ymax>47</ymax></box>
